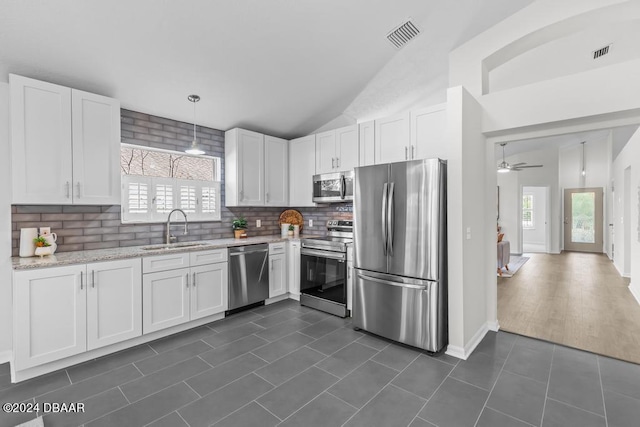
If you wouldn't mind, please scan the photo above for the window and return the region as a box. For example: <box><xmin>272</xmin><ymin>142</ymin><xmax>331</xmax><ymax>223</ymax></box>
<box><xmin>120</xmin><ymin>144</ymin><xmax>221</xmax><ymax>223</ymax></box>
<box><xmin>522</xmin><ymin>194</ymin><xmax>534</xmax><ymax>229</ymax></box>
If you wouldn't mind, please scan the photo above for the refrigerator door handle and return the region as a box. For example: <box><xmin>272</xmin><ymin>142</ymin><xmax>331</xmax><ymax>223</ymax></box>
<box><xmin>381</xmin><ymin>182</ymin><xmax>388</xmax><ymax>256</ymax></box>
<box><xmin>387</xmin><ymin>182</ymin><xmax>395</xmax><ymax>256</ymax></box>
<box><xmin>356</xmin><ymin>272</ymin><xmax>429</xmax><ymax>291</ymax></box>
<box><xmin>340</xmin><ymin>174</ymin><xmax>346</xmax><ymax>199</ymax></box>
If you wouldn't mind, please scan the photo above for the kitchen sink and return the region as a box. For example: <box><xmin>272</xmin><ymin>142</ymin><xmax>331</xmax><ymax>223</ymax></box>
<box><xmin>140</xmin><ymin>242</ymin><xmax>210</xmax><ymax>251</ymax></box>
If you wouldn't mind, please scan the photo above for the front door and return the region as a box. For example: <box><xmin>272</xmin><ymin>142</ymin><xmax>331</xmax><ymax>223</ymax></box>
<box><xmin>563</xmin><ymin>188</ymin><xmax>603</xmax><ymax>252</ymax></box>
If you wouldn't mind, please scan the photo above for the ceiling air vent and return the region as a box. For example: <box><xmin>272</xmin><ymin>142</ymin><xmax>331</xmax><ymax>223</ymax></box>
<box><xmin>386</xmin><ymin>19</ymin><xmax>420</xmax><ymax>49</ymax></box>
<box><xmin>592</xmin><ymin>44</ymin><xmax>611</xmax><ymax>60</ymax></box>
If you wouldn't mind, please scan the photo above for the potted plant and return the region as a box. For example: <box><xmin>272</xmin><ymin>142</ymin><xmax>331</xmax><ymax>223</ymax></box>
<box><xmin>288</xmin><ymin>224</ymin><xmax>294</xmax><ymax>237</ymax></box>
<box><xmin>232</xmin><ymin>217</ymin><xmax>248</xmax><ymax>239</ymax></box>
<box><xmin>33</xmin><ymin>236</ymin><xmax>53</xmax><ymax>257</ymax></box>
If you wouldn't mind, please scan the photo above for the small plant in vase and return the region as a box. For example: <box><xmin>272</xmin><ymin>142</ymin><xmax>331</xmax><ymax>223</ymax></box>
<box><xmin>288</xmin><ymin>224</ymin><xmax>294</xmax><ymax>236</ymax></box>
<box><xmin>232</xmin><ymin>217</ymin><xmax>248</xmax><ymax>239</ymax></box>
<box><xmin>33</xmin><ymin>236</ymin><xmax>53</xmax><ymax>257</ymax></box>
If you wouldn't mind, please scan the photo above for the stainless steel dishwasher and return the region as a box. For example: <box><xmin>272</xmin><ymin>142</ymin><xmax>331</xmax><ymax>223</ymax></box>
<box><xmin>228</xmin><ymin>244</ymin><xmax>270</xmax><ymax>312</ymax></box>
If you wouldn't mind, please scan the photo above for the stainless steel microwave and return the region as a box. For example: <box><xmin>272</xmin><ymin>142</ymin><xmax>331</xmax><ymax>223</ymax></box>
<box><xmin>312</xmin><ymin>171</ymin><xmax>354</xmax><ymax>203</ymax></box>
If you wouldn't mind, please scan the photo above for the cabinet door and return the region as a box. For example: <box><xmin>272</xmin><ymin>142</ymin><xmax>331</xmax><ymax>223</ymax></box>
<box><xmin>287</xmin><ymin>241</ymin><xmax>301</xmax><ymax>298</ymax></box>
<box><xmin>269</xmin><ymin>254</ymin><xmax>286</xmax><ymax>298</ymax></box>
<box><xmin>190</xmin><ymin>263</ymin><xmax>228</xmax><ymax>320</ymax></box>
<box><xmin>359</xmin><ymin>121</ymin><xmax>375</xmax><ymax>166</ymax></box>
<box><xmin>410</xmin><ymin>104</ymin><xmax>447</xmax><ymax>160</ymax></box>
<box><xmin>87</xmin><ymin>259</ymin><xmax>142</xmax><ymax>351</ymax></box>
<box><xmin>142</xmin><ymin>268</ymin><xmax>190</xmax><ymax>333</ymax></box>
<box><xmin>72</xmin><ymin>89</ymin><xmax>121</xmax><ymax>204</ymax></box>
<box><xmin>238</xmin><ymin>129</ymin><xmax>264</xmax><ymax>205</ymax></box>
<box><xmin>264</xmin><ymin>135</ymin><xmax>289</xmax><ymax>206</ymax></box>
<box><xmin>315</xmin><ymin>130</ymin><xmax>336</xmax><ymax>174</ymax></box>
<box><xmin>13</xmin><ymin>265</ymin><xmax>86</xmax><ymax>370</ymax></box>
<box><xmin>289</xmin><ymin>135</ymin><xmax>316</xmax><ymax>207</ymax></box>
<box><xmin>10</xmin><ymin>74</ymin><xmax>73</xmax><ymax>204</ymax></box>
<box><xmin>375</xmin><ymin>112</ymin><xmax>410</xmax><ymax>164</ymax></box>
<box><xmin>336</xmin><ymin>125</ymin><xmax>358</xmax><ymax>171</ymax></box>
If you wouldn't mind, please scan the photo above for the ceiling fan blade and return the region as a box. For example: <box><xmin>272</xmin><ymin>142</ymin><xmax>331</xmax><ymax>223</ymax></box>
<box><xmin>511</xmin><ymin>165</ymin><xmax>543</xmax><ymax>170</ymax></box>
<box><xmin>511</xmin><ymin>162</ymin><xmax>527</xmax><ymax>167</ymax></box>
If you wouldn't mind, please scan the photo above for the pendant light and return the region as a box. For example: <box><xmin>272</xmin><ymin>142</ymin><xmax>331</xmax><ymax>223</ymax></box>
<box><xmin>497</xmin><ymin>143</ymin><xmax>510</xmax><ymax>173</ymax></box>
<box><xmin>185</xmin><ymin>94</ymin><xmax>205</xmax><ymax>155</ymax></box>
<box><xmin>580</xmin><ymin>141</ymin><xmax>586</xmax><ymax>177</ymax></box>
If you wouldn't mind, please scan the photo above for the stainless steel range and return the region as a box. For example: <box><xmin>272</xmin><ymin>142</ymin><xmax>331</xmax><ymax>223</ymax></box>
<box><xmin>300</xmin><ymin>220</ymin><xmax>353</xmax><ymax>317</ymax></box>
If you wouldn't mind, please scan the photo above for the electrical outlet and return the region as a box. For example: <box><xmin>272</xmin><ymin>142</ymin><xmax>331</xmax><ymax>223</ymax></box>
<box><xmin>309</xmin><ymin>219</ymin><xmax>313</xmax><ymax>227</ymax></box>
<box><xmin>256</xmin><ymin>220</ymin><xmax>261</xmax><ymax>228</ymax></box>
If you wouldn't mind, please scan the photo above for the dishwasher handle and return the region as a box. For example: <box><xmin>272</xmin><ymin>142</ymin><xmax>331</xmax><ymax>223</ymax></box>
<box><xmin>229</xmin><ymin>247</ymin><xmax>269</xmax><ymax>256</ymax></box>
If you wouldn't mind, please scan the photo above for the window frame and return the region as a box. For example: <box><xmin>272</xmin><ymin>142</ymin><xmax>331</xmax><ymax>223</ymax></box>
<box><xmin>522</xmin><ymin>193</ymin><xmax>534</xmax><ymax>229</ymax></box>
<box><xmin>120</xmin><ymin>144</ymin><xmax>221</xmax><ymax>224</ymax></box>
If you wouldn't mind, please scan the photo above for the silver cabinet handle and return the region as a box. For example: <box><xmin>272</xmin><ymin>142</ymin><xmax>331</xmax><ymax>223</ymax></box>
<box><xmin>271</xmin><ymin>259</ymin><xmax>274</xmax><ymax>270</ymax></box>
<box><xmin>266</xmin><ymin>192</ymin><xmax>269</xmax><ymax>203</ymax></box>
<box><xmin>239</xmin><ymin>189</ymin><xmax>244</xmax><ymax>201</ymax></box>
<box><xmin>405</xmin><ymin>147</ymin><xmax>408</xmax><ymax>160</ymax></box>
<box><xmin>80</xmin><ymin>271</ymin><xmax>84</xmax><ymax>290</ymax></box>
<box><xmin>331</xmin><ymin>158</ymin><xmax>335</xmax><ymax>169</ymax></box>
<box><xmin>411</xmin><ymin>145</ymin><xmax>415</xmax><ymax>159</ymax></box>
<box><xmin>92</xmin><ymin>270</ymin><xmax>95</xmax><ymax>288</ymax></box>
<box><xmin>186</xmin><ymin>273</ymin><xmax>189</xmax><ymax>288</ymax></box>
<box><xmin>66</xmin><ymin>181</ymin><xmax>70</xmax><ymax>198</ymax></box>
<box><xmin>192</xmin><ymin>272</ymin><xmax>196</xmax><ymax>287</ymax></box>
<box><xmin>76</xmin><ymin>182</ymin><xmax>81</xmax><ymax>198</ymax></box>
<box><xmin>337</xmin><ymin>157</ymin><xmax>340</xmax><ymax>168</ymax></box>
<box><xmin>347</xmin><ymin>266</ymin><xmax>351</xmax><ymax>279</ymax></box>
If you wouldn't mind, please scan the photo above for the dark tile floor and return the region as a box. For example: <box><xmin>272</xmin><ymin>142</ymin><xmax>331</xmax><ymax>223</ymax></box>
<box><xmin>1</xmin><ymin>299</ymin><xmax>640</xmax><ymax>426</ymax></box>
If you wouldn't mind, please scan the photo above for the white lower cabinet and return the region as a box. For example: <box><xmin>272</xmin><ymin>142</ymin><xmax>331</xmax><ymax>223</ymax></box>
<box><xmin>269</xmin><ymin>243</ymin><xmax>287</xmax><ymax>298</ymax></box>
<box><xmin>287</xmin><ymin>240</ymin><xmax>301</xmax><ymax>298</ymax></box>
<box><xmin>87</xmin><ymin>259</ymin><xmax>142</xmax><ymax>351</ymax></box>
<box><xmin>142</xmin><ymin>249</ymin><xmax>228</xmax><ymax>334</ymax></box>
<box><xmin>13</xmin><ymin>258</ymin><xmax>142</xmax><ymax>370</ymax></box>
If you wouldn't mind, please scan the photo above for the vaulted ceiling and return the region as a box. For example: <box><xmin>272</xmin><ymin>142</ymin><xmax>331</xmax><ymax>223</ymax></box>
<box><xmin>0</xmin><ymin>0</ymin><xmax>532</xmax><ymax>139</ymax></box>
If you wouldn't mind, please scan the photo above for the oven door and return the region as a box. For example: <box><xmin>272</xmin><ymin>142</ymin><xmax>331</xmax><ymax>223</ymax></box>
<box><xmin>300</xmin><ymin>248</ymin><xmax>347</xmax><ymax>304</ymax></box>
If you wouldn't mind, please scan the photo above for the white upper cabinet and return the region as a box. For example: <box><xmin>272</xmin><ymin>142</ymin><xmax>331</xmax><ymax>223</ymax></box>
<box><xmin>264</xmin><ymin>135</ymin><xmax>289</xmax><ymax>206</ymax></box>
<box><xmin>289</xmin><ymin>135</ymin><xmax>316</xmax><ymax>207</ymax></box>
<box><xmin>358</xmin><ymin>120</ymin><xmax>375</xmax><ymax>167</ymax></box>
<box><xmin>71</xmin><ymin>90</ymin><xmax>121</xmax><ymax>204</ymax></box>
<box><xmin>410</xmin><ymin>103</ymin><xmax>447</xmax><ymax>160</ymax></box>
<box><xmin>225</xmin><ymin>128</ymin><xmax>288</xmax><ymax>207</ymax></box>
<box><xmin>375</xmin><ymin>112</ymin><xmax>410</xmax><ymax>164</ymax></box>
<box><xmin>10</xmin><ymin>74</ymin><xmax>121</xmax><ymax>205</ymax></box>
<box><xmin>315</xmin><ymin>125</ymin><xmax>358</xmax><ymax>173</ymax></box>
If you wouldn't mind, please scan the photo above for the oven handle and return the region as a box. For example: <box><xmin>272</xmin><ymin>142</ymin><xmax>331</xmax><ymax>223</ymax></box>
<box><xmin>301</xmin><ymin>248</ymin><xmax>346</xmax><ymax>261</ymax></box>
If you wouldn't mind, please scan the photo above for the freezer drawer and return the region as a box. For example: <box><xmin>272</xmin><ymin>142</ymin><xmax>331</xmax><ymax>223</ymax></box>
<box><xmin>353</xmin><ymin>269</ymin><xmax>446</xmax><ymax>353</ymax></box>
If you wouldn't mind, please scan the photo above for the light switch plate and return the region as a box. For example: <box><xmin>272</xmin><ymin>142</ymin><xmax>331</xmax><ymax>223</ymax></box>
<box><xmin>256</xmin><ymin>220</ymin><xmax>261</xmax><ymax>227</ymax></box>
<box><xmin>309</xmin><ymin>219</ymin><xmax>313</xmax><ymax>227</ymax></box>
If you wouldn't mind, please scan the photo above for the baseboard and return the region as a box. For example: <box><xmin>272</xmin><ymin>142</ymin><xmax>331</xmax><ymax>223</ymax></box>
<box><xmin>629</xmin><ymin>282</ymin><xmax>640</xmax><ymax>307</ymax></box>
<box><xmin>0</xmin><ymin>350</ymin><xmax>11</xmax><ymax>365</ymax></box>
<box><xmin>445</xmin><ymin>322</ymin><xmax>490</xmax><ymax>360</ymax></box>
<box><xmin>487</xmin><ymin>320</ymin><xmax>500</xmax><ymax>332</ymax></box>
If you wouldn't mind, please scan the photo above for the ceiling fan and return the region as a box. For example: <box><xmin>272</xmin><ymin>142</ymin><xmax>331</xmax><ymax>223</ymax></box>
<box><xmin>497</xmin><ymin>143</ymin><xmax>543</xmax><ymax>173</ymax></box>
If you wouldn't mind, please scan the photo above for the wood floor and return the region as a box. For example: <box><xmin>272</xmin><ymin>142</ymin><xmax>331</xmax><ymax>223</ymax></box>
<box><xmin>498</xmin><ymin>251</ymin><xmax>640</xmax><ymax>365</ymax></box>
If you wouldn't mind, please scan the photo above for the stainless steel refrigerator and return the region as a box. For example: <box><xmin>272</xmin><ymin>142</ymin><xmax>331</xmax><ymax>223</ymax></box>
<box><xmin>353</xmin><ymin>158</ymin><xmax>447</xmax><ymax>353</ymax></box>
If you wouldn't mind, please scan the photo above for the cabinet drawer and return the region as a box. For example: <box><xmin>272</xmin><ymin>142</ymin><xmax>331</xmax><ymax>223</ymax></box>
<box><xmin>190</xmin><ymin>248</ymin><xmax>228</xmax><ymax>266</ymax></box>
<box><xmin>143</xmin><ymin>253</ymin><xmax>190</xmax><ymax>273</ymax></box>
<box><xmin>269</xmin><ymin>242</ymin><xmax>286</xmax><ymax>255</ymax></box>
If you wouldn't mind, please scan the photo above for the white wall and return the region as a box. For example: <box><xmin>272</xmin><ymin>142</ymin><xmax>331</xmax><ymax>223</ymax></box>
<box><xmin>522</xmin><ymin>186</ymin><xmax>547</xmax><ymax>249</ymax></box>
<box><xmin>497</xmin><ymin>170</ymin><xmax>520</xmax><ymax>252</ymax></box>
<box><xmin>0</xmin><ymin>82</ymin><xmax>12</xmax><ymax>360</ymax></box>
<box><xmin>446</xmin><ymin>86</ymin><xmax>492</xmax><ymax>359</ymax></box>
<box><xmin>612</xmin><ymin>128</ymin><xmax>639</xmax><ymax>299</ymax></box>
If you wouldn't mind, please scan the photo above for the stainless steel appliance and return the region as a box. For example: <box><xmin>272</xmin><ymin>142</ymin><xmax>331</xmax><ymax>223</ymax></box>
<box><xmin>300</xmin><ymin>220</ymin><xmax>353</xmax><ymax>317</ymax></box>
<box><xmin>353</xmin><ymin>158</ymin><xmax>447</xmax><ymax>353</ymax></box>
<box><xmin>312</xmin><ymin>171</ymin><xmax>354</xmax><ymax>203</ymax></box>
<box><xmin>228</xmin><ymin>244</ymin><xmax>269</xmax><ymax>312</ymax></box>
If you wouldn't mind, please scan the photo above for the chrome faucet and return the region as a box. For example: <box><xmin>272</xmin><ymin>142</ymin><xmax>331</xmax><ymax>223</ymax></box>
<box><xmin>166</xmin><ymin>209</ymin><xmax>188</xmax><ymax>244</ymax></box>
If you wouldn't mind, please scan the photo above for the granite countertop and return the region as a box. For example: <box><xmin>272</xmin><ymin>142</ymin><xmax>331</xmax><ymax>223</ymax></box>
<box><xmin>12</xmin><ymin>234</ymin><xmax>323</xmax><ymax>270</ymax></box>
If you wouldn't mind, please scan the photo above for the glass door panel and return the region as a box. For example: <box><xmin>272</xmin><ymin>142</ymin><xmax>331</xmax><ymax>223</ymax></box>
<box><xmin>563</xmin><ymin>188</ymin><xmax>603</xmax><ymax>252</ymax></box>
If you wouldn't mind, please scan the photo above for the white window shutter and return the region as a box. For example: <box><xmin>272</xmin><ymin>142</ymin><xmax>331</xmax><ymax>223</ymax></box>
<box><xmin>122</xmin><ymin>175</ymin><xmax>151</xmax><ymax>222</ymax></box>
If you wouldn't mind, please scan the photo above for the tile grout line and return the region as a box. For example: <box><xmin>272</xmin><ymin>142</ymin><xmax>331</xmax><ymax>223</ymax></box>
<box><xmin>544</xmin><ymin>396</ymin><xmax>608</xmax><ymax>419</ymax></box>
<box><xmin>485</xmin><ymin>407</ymin><xmax>538</xmax><ymax>427</ymax></box>
<box><xmin>254</xmin><ymin>400</ymin><xmax>284</xmax><ymax>422</ymax></box>
<box><xmin>340</xmin><ymin>350</ymin><xmax>422</xmax><ymax>427</ymax></box>
<box><xmin>325</xmin><ymin>390</ymin><xmax>360</xmax><ymax>411</ymax></box>
<box><xmin>407</xmin><ymin>357</ymin><xmax>455</xmax><ymax>427</ymax></box>
<box><xmin>471</xmin><ymin>337</ymin><xmax>515</xmax><ymax>427</ymax></box>
<box><xmin>539</xmin><ymin>344</ymin><xmax>555</xmax><ymax>427</ymax></box>
<box><xmin>182</xmin><ymin>380</ymin><xmax>202</xmax><ymax>399</ymax></box>
<box><xmin>596</xmin><ymin>356</ymin><xmax>610</xmax><ymax>427</ymax></box>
